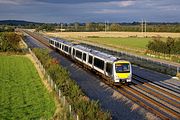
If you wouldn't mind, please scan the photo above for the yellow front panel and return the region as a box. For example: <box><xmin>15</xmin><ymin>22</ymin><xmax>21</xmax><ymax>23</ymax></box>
<box><xmin>116</xmin><ymin>73</ymin><xmax>130</xmax><ymax>79</ymax></box>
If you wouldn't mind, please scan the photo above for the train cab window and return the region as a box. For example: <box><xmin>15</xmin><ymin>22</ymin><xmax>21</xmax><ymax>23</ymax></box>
<box><xmin>94</xmin><ymin>57</ymin><xmax>104</xmax><ymax>70</ymax></box>
<box><xmin>76</xmin><ymin>50</ymin><xmax>82</xmax><ymax>59</ymax></box>
<box><xmin>73</xmin><ymin>49</ymin><xmax>75</xmax><ymax>56</ymax></box>
<box><xmin>115</xmin><ymin>63</ymin><xmax>130</xmax><ymax>73</ymax></box>
<box><xmin>65</xmin><ymin>46</ymin><xmax>68</xmax><ymax>52</ymax></box>
<box><xmin>83</xmin><ymin>53</ymin><xmax>86</xmax><ymax>61</ymax></box>
<box><xmin>88</xmin><ymin>55</ymin><xmax>93</xmax><ymax>64</ymax></box>
<box><xmin>69</xmin><ymin>47</ymin><xmax>71</xmax><ymax>54</ymax></box>
<box><xmin>106</xmin><ymin>63</ymin><xmax>112</xmax><ymax>75</ymax></box>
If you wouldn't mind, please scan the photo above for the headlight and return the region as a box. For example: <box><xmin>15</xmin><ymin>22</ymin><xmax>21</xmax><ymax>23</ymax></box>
<box><xmin>126</xmin><ymin>78</ymin><xmax>131</xmax><ymax>82</ymax></box>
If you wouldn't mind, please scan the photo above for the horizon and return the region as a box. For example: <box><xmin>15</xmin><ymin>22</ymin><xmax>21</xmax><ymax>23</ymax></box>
<box><xmin>0</xmin><ymin>0</ymin><xmax>180</xmax><ymax>23</ymax></box>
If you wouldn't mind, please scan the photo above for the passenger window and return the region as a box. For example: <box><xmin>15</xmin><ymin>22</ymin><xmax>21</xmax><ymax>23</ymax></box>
<box><xmin>83</xmin><ymin>53</ymin><xmax>86</xmax><ymax>61</ymax></box>
<box><xmin>73</xmin><ymin>49</ymin><xmax>75</xmax><ymax>56</ymax></box>
<box><xmin>62</xmin><ymin>45</ymin><xmax>64</xmax><ymax>50</ymax></box>
<box><xmin>88</xmin><ymin>55</ymin><xmax>93</xmax><ymax>64</ymax></box>
<box><xmin>69</xmin><ymin>47</ymin><xmax>71</xmax><ymax>54</ymax></box>
<box><xmin>94</xmin><ymin>57</ymin><xmax>104</xmax><ymax>70</ymax></box>
<box><xmin>76</xmin><ymin>50</ymin><xmax>82</xmax><ymax>59</ymax></box>
<box><xmin>106</xmin><ymin>63</ymin><xmax>112</xmax><ymax>75</ymax></box>
<box><xmin>65</xmin><ymin>46</ymin><xmax>68</xmax><ymax>52</ymax></box>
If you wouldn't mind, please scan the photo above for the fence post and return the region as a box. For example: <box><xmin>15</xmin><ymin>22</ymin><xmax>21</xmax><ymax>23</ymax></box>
<box><xmin>63</xmin><ymin>96</ymin><xmax>66</xmax><ymax>106</ymax></box>
<box><xmin>69</xmin><ymin>105</ymin><xmax>71</xmax><ymax>114</ymax></box>
<box><xmin>59</xmin><ymin>89</ymin><xmax>61</xmax><ymax>98</ymax></box>
<box><xmin>51</xmin><ymin>79</ymin><xmax>53</xmax><ymax>88</ymax></box>
<box><xmin>77</xmin><ymin>115</ymin><xmax>79</xmax><ymax>120</ymax></box>
<box><xmin>177</xmin><ymin>67</ymin><xmax>179</xmax><ymax>74</ymax></box>
<box><xmin>54</xmin><ymin>84</ymin><xmax>57</xmax><ymax>92</ymax></box>
<box><xmin>48</xmin><ymin>75</ymin><xmax>50</xmax><ymax>83</ymax></box>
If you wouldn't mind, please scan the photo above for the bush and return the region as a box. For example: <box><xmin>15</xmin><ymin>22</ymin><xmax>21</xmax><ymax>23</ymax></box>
<box><xmin>147</xmin><ymin>37</ymin><xmax>180</xmax><ymax>55</ymax></box>
<box><xmin>0</xmin><ymin>32</ymin><xmax>22</xmax><ymax>52</ymax></box>
<box><xmin>32</xmin><ymin>48</ymin><xmax>110</xmax><ymax>120</ymax></box>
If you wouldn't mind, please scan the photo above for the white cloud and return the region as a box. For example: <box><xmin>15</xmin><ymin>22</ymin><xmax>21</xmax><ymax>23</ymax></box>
<box><xmin>0</xmin><ymin>0</ymin><xmax>39</xmax><ymax>5</ymax></box>
<box><xmin>93</xmin><ymin>9</ymin><xmax>128</xmax><ymax>14</ymax></box>
<box><xmin>103</xmin><ymin>1</ymin><xmax>135</xmax><ymax>7</ymax></box>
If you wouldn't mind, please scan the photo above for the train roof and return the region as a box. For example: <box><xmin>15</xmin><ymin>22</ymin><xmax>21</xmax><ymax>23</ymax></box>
<box><xmin>74</xmin><ymin>45</ymin><xmax>117</xmax><ymax>62</ymax></box>
<box><xmin>50</xmin><ymin>37</ymin><xmax>125</xmax><ymax>62</ymax></box>
<box><xmin>50</xmin><ymin>37</ymin><xmax>73</xmax><ymax>46</ymax></box>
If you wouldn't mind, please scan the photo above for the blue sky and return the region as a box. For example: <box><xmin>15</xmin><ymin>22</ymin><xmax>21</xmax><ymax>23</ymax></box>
<box><xmin>0</xmin><ymin>0</ymin><xmax>179</xmax><ymax>23</ymax></box>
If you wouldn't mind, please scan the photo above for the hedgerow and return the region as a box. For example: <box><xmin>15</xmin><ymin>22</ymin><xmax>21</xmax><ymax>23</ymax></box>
<box><xmin>32</xmin><ymin>48</ymin><xmax>110</xmax><ymax>120</ymax></box>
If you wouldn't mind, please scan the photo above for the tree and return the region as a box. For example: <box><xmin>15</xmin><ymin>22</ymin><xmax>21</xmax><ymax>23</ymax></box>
<box><xmin>166</xmin><ymin>37</ymin><xmax>175</xmax><ymax>55</ymax></box>
<box><xmin>109</xmin><ymin>23</ymin><xmax>120</xmax><ymax>31</ymax></box>
<box><xmin>0</xmin><ymin>32</ymin><xmax>21</xmax><ymax>52</ymax></box>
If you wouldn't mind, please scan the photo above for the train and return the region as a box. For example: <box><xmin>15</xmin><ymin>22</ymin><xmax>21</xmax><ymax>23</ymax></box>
<box><xmin>49</xmin><ymin>37</ymin><xmax>132</xmax><ymax>85</ymax></box>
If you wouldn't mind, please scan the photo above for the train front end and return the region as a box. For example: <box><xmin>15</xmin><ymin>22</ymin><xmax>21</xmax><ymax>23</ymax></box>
<box><xmin>113</xmin><ymin>61</ymin><xmax>132</xmax><ymax>83</ymax></box>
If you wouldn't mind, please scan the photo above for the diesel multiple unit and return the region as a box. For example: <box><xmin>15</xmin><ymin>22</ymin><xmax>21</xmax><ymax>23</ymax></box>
<box><xmin>49</xmin><ymin>38</ymin><xmax>132</xmax><ymax>84</ymax></box>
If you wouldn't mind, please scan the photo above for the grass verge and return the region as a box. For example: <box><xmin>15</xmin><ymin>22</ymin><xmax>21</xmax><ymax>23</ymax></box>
<box><xmin>0</xmin><ymin>55</ymin><xmax>55</xmax><ymax>119</ymax></box>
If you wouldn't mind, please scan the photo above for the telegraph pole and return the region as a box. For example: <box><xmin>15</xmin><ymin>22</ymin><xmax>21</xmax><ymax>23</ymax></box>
<box><xmin>141</xmin><ymin>19</ymin><xmax>144</xmax><ymax>37</ymax></box>
<box><xmin>61</xmin><ymin>23</ymin><xmax>63</xmax><ymax>32</ymax></box>
<box><xmin>105</xmin><ymin>21</ymin><xmax>107</xmax><ymax>32</ymax></box>
<box><xmin>145</xmin><ymin>20</ymin><xmax>147</xmax><ymax>37</ymax></box>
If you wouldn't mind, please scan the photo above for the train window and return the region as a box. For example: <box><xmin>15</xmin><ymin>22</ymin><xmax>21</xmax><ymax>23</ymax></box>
<box><xmin>73</xmin><ymin>49</ymin><xmax>75</xmax><ymax>56</ymax></box>
<box><xmin>69</xmin><ymin>47</ymin><xmax>71</xmax><ymax>54</ymax></box>
<box><xmin>106</xmin><ymin>63</ymin><xmax>112</xmax><ymax>75</ymax></box>
<box><xmin>83</xmin><ymin>53</ymin><xmax>86</xmax><ymax>61</ymax></box>
<box><xmin>76</xmin><ymin>50</ymin><xmax>82</xmax><ymax>59</ymax></box>
<box><xmin>55</xmin><ymin>42</ymin><xmax>59</xmax><ymax>47</ymax></box>
<box><xmin>59</xmin><ymin>44</ymin><xmax>61</xmax><ymax>49</ymax></box>
<box><xmin>52</xmin><ymin>41</ymin><xmax>54</xmax><ymax>45</ymax></box>
<box><xmin>62</xmin><ymin>45</ymin><xmax>64</xmax><ymax>50</ymax></box>
<box><xmin>65</xmin><ymin>46</ymin><xmax>68</xmax><ymax>52</ymax></box>
<box><xmin>88</xmin><ymin>55</ymin><xmax>93</xmax><ymax>64</ymax></box>
<box><xmin>94</xmin><ymin>57</ymin><xmax>104</xmax><ymax>70</ymax></box>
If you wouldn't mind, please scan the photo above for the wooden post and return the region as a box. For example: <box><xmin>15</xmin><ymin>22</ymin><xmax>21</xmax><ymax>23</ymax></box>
<box><xmin>69</xmin><ymin>105</ymin><xmax>71</xmax><ymax>114</ymax></box>
<box><xmin>77</xmin><ymin>115</ymin><xmax>79</xmax><ymax>120</ymax></box>
<box><xmin>63</xmin><ymin>96</ymin><xmax>65</xmax><ymax>106</ymax></box>
<box><xmin>59</xmin><ymin>89</ymin><xmax>61</xmax><ymax>98</ymax></box>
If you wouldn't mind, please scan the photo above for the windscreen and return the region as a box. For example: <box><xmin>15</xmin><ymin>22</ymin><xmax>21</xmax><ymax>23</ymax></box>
<box><xmin>115</xmin><ymin>63</ymin><xmax>130</xmax><ymax>73</ymax></box>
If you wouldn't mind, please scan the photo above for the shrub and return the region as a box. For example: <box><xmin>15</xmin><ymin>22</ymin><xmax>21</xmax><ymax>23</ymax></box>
<box><xmin>0</xmin><ymin>32</ymin><xmax>22</xmax><ymax>52</ymax></box>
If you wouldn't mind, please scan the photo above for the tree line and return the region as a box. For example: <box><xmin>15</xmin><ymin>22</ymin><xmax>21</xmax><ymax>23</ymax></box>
<box><xmin>147</xmin><ymin>36</ymin><xmax>180</xmax><ymax>55</ymax></box>
<box><xmin>1</xmin><ymin>21</ymin><xmax>180</xmax><ymax>32</ymax></box>
<box><xmin>34</xmin><ymin>22</ymin><xmax>180</xmax><ymax>32</ymax></box>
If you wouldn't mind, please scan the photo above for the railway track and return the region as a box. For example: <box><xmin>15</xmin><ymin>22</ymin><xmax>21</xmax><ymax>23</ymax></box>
<box><xmin>22</xmin><ymin>30</ymin><xmax>180</xmax><ymax>120</ymax></box>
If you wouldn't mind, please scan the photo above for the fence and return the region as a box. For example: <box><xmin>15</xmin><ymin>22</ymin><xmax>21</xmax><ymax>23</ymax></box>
<box><xmin>29</xmin><ymin>48</ymin><xmax>79</xmax><ymax>120</ymax></box>
<box><xmin>81</xmin><ymin>43</ymin><xmax>180</xmax><ymax>76</ymax></box>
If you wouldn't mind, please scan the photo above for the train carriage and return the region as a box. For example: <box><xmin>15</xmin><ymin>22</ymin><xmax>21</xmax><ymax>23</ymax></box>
<box><xmin>49</xmin><ymin>38</ymin><xmax>132</xmax><ymax>84</ymax></box>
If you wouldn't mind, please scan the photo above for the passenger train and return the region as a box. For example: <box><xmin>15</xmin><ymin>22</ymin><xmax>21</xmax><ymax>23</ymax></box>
<box><xmin>49</xmin><ymin>38</ymin><xmax>132</xmax><ymax>84</ymax></box>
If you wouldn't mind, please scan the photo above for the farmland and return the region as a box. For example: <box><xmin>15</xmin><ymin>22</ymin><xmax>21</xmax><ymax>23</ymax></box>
<box><xmin>0</xmin><ymin>55</ymin><xmax>55</xmax><ymax>119</ymax></box>
<box><xmin>45</xmin><ymin>31</ymin><xmax>180</xmax><ymax>38</ymax></box>
<box><xmin>45</xmin><ymin>31</ymin><xmax>180</xmax><ymax>50</ymax></box>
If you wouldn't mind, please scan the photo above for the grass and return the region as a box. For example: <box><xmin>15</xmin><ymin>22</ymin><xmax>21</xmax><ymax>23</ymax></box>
<box><xmin>0</xmin><ymin>55</ymin><xmax>55</xmax><ymax>119</ymax></box>
<box><xmin>86</xmin><ymin>37</ymin><xmax>151</xmax><ymax>49</ymax></box>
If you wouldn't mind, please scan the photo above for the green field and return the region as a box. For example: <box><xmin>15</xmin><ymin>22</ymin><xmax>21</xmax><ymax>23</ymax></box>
<box><xmin>0</xmin><ymin>55</ymin><xmax>55</xmax><ymax>119</ymax></box>
<box><xmin>86</xmin><ymin>37</ymin><xmax>151</xmax><ymax>49</ymax></box>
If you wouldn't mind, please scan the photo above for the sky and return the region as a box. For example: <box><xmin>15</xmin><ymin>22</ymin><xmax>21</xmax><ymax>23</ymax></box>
<box><xmin>0</xmin><ymin>0</ymin><xmax>180</xmax><ymax>23</ymax></box>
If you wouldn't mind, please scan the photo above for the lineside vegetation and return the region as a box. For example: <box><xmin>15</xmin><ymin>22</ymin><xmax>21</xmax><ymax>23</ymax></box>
<box><xmin>32</xmin><ymin>48</ymin><xmax>111</xmax><ymax>120</ymax></box>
